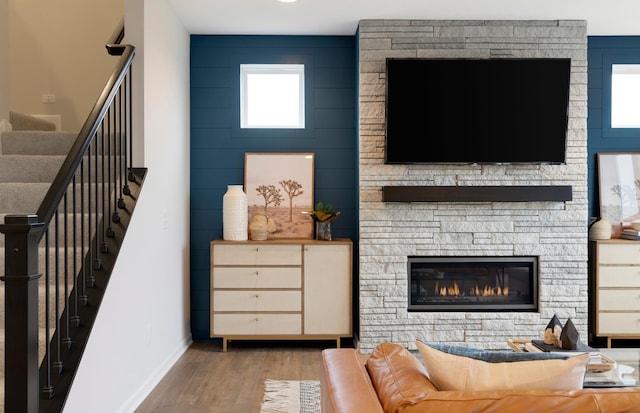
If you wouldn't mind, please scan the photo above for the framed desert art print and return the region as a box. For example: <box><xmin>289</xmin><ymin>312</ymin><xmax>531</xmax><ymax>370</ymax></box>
<box><xmin>597</xmin><ymin>152</ymin><xmax>640</xmax><ymax>236</ymax></box>
<box><xmin>244</xmin><ymin>152</ymin><xmax>315</xmax><ymax>239</ymax></box>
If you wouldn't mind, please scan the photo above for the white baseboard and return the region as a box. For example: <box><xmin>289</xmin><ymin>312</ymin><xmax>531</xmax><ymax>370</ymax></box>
<box><xmin>116</xmin><ymin>334</ymin><xmax>193</xmax><ymax>413</ymax></box>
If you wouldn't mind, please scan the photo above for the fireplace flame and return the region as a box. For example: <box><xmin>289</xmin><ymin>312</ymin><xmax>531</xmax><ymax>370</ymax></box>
<box><xmin>478</xmin><ymin>284</ymin><xmax>509</xmax><ymax>296</ymax></box>
<box><xmin>435</xmin><ymin>281</ymin><xmax>509</xmax><ymax>297</ymax></box>
<box><xmin>436</xmin><ymin>281</ymin><xmax>460</xmax><ymax>296</ymax></box>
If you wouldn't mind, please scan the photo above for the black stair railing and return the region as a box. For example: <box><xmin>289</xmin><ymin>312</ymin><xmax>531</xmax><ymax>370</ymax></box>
<box><xmin>1</xmin><ymin>19</ymin><xmax>145</xmax><ymax>412</ymax></box>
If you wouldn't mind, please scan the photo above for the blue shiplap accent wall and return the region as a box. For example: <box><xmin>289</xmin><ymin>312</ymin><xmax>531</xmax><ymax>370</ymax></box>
<box><xmin>587</xmin><ymin>36</ymin><xmax>640</xmax><ymax>218</ymax></box>
<box><xmin>190</xmin><ymin>35</ymin><xmax>358</xmax><ymax>341</ymax></box>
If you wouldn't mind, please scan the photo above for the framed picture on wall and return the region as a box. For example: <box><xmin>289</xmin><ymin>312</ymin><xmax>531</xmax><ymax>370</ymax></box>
<box><xmin>244</xmin><ymin>152</ymin><xmax>315</xmax><ymax>239</ymax></box>
<box><xmin>597</xmin><ymin>152</ymin><xmax>640</xmax><ymax>236</ymax></box>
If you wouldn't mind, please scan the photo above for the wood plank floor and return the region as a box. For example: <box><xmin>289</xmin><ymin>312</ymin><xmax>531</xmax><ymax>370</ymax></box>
<box><xmin>135</xmin><ymin>340</ymin><xmax>348</xmax><ymax>413</ymax></box>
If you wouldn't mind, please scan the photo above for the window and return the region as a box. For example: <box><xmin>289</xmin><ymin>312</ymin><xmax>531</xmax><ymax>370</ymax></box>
<box><xmin>611</xmin><ymin>64</ymin><xmax>640</xmax><ymax>128</ymax></box>
<box><xmin>602</xmin><ymin>56</ymin><xmax>640</xmax><ymax>138</ymax></box>
<box><xmin>240</xmin><ymin>64</ymin><xmax>305</xmax><ymax>129</ymax></box>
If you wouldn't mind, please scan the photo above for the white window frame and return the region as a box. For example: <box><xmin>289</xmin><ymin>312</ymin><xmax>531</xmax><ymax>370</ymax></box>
<box><xmin>240</xmin><ymin>64</ymin><xmax>305</xmax><ymax>129</ymax></box>
<box><xmin>611</xmin><ymin>64</ymin><xmax>640</xmax><ymax>128</ymax></box>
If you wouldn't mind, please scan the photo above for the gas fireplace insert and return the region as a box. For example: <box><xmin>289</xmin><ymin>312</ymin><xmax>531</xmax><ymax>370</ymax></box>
<box><xmin>408</xmin><ymin>256</ymin><xmax>538</xmax><ymax>312</ymax></box>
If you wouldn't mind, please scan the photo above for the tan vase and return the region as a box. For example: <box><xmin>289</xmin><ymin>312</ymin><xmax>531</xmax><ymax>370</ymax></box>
<box><xmin>249</xmin><ymin>214</ymin><xmax>275</xmax><ymax>241</ymax></box>
<box><xmin>589</xmin><ymin>218</ymin><xmax>611</xmax><ymax>240</ymax></box>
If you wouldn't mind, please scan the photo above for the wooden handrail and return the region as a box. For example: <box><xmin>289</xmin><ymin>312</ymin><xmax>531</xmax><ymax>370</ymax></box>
<box><xmin>36</xmin><ymin>45</ymin><xmax>135</xmax><ymax>237</ymax></box>
<box><xmin>105</xmin><ymin>17</ymin><xmax>125</xmax><ymax>55</ymax></box>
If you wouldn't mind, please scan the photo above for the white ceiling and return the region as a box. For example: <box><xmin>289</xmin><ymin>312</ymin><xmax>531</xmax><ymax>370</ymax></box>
<box><xmin>166</xmin><ymin>0</ymin><xmax>640</xmax><ymax>36</ymax></box>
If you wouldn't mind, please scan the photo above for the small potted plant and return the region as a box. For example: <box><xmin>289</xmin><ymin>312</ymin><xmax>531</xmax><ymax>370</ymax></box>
<box><xmin>308</xmin><ymin>201</ymin><xmax>340</xmax><ymax>240</ymax></box>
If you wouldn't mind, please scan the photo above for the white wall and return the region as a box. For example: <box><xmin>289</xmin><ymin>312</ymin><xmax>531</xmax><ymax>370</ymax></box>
<box><xmin>62</xmin><ymin>0</ymin><xmax>192</xmax><ymax>411</ymax></box>
<box><xmin>0</xmin><ymin>0</ymin><xmax>8</xmax><ymax>124</ymax></box>
<box><xmin>7</xmin><ymin>0</ymin><xmax>122</xmax><ymax>131</ymax></box>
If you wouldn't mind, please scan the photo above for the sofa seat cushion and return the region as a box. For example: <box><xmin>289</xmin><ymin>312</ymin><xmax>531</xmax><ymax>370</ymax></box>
<box><xmin>406</xmin><ymin>387</ymin><xmax>640</xmax><ymax>413</ymax></box>
<box><xmin>416</xmin><ymin>340</ymin><xmax>590</xmax><ymax>391</ymax></box>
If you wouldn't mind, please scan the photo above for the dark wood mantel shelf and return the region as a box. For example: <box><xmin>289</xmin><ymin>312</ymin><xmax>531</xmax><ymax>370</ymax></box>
<box><xmin>382</xmin><ymin>185</ymin><xmax>573</xmax><ymax>202</ymax></box>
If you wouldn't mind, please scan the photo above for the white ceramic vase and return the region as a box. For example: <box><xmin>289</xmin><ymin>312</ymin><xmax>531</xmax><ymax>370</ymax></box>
<box><xmin>223</xmin><ymin>185</ymin><xmax>248</xmax><ymax>241</ymax></box>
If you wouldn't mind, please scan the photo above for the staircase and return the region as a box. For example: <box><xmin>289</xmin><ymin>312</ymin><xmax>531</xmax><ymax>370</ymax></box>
<box><xmin>0</xmin><ymin>127</ymin><xmax>78</xmax><ymax>411</ymax></box>
<box><xmin>1</xmin><ymin>125</ymin><xmax>145</xmax><ymax>413</ymax></box>
<box><xmin>1</xmin><ymin>20</ymin><xmax>139</xmax><ymax>412</ymax></box>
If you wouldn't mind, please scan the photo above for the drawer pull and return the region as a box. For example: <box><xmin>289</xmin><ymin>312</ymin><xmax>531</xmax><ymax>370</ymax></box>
<box><xmin>255</xmin><ymin>271</ymin><xmax>259</xmax><ymax>275</ymax></box>
<box><xmin>255</xmin><ymin>317</ymin><xmax>259</xmax><ymax>322</ymax></box>
<box><xmin>255</xmin><ymin>294</ymin><xmax>259</xmax><ymax>298</ymax></box>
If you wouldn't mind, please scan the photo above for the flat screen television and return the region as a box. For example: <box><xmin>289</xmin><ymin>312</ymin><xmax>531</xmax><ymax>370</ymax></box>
<box><xmin>384</xmin><ymin>58</ymin><xmax>571</xmax><ymax>165</ymax></box>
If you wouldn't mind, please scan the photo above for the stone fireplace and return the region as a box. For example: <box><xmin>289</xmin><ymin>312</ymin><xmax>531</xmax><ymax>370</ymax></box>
<box><xmin>408</xmin><ymin>256</ymin><xmax>538</xmax><ymax>312</ymax></box>
<box><xmin>357</xmin><ymin>19</ymin><xmax>589</xmax><ymax>353</ymax></box>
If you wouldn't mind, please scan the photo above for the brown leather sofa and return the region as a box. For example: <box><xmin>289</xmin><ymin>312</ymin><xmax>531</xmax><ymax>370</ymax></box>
<box><xmin>320</xmin><ymin>342</ymin><xmax>640</xmax><ymax>413</ymax></box>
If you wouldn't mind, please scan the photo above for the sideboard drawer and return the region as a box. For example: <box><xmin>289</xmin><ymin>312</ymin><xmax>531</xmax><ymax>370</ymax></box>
<box><xmin>213</xmin><ymin>290</ymin><xmax>301</xmax><ymax>312</ymax></box>
<box><xmin>598</xmin><ymin>313</ymin><xmax>640</xmax><ymax>335</ymax></box>
<box><xmin>598</xmin><ymin>266</ymin><xmax>640</xmax><ymax>288</ymax></box>
<box><xmin>598</xmin><ymin>243</ymin><xmax>640</xmax><ymax>265</ymax></box>
<box><xmin>598</xmin><ymin>289</ymin><xmax>640</xmax><ymax>311</ymax></box>
<box><xmin>212</xmin><ymin>314</ymin><xmax>302</xmax><ymax>335</ymax></box>
<box><xmin>212</xmin><ymin>244</ymin><xmax>301</xmax><ymax>266</ymax></box>
<box><xmin>212</xmin><ymin>267</ymin><xmax>302</xmax><ymax>289</ymax></box>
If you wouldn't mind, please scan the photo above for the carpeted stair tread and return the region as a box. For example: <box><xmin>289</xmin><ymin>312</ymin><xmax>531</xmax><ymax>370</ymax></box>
<box><xmin>0</xmin><ymin>182</ymin><xmax>50</xmax><ymax>212</ymax></box>
<box><xmin>0</xmin><ymin>128</ymin><xmax>87</xmax><ymax>413</ymax></box>
<box><xmin>0</xmin><ymin>155</ymin><xmax>67</xmax><ymax>183</ymax></box>
<box><xmin>0</xmin><ymin>181</ymin><xmax>108</xmax><ymax>215</ymax></box>
<box><xmin>0</xmin><ymin>280</ymin><xmax>77</xmax><ymax>332</ymax></box>
<box><xmin>0</xmin><ymin>245</ymin><xmax>89</xmax><ymax>271</ymax></box>
<box><xmin>0</xmin><ymin>212</ymin><xmax>101</xmax><ymax>247</ymax></box>
<box><xmin>1</xmin><ymin>131</ymin><xmax>77</xmax><ymax>155</ymax></box>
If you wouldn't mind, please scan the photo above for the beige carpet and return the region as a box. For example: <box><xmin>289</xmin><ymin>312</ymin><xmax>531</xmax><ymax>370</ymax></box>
<box><xmin>260</xmin><ymin>379</ymin><xmax>320</xmax><ymax>413</ymax></box>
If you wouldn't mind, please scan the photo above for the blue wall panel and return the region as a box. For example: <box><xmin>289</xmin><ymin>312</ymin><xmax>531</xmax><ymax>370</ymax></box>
<box><xmin>190</xmin><ymin>35</ymin><xmax>357</xmax><ymax>341</ymax></box>
<box><xmin>587</xmin><ymin>36</ymin><xmax>640</xmax><ymax>218</ymax></box>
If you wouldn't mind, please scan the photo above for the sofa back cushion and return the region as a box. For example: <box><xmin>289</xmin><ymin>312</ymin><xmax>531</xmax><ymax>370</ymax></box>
<box><xmin>416</xmin><ymin>340</ymin><xmax>589</xmax><ymax>391</ymax></box>
<box><xmin>425</xmin><ymin>342</ymin><xmax>570</xmax><ymax>362</ymax></box>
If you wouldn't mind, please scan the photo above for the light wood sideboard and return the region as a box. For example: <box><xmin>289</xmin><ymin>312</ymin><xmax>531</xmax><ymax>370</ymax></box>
<box><xmin>590</xmin><ymin>239</ymin><xmax>640</xmax><ymax>347</ymax></box>
<box><xmin>210</xmin><ymin>238</ymin><xmax>352</xmax><ymax>351</ymax></box>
